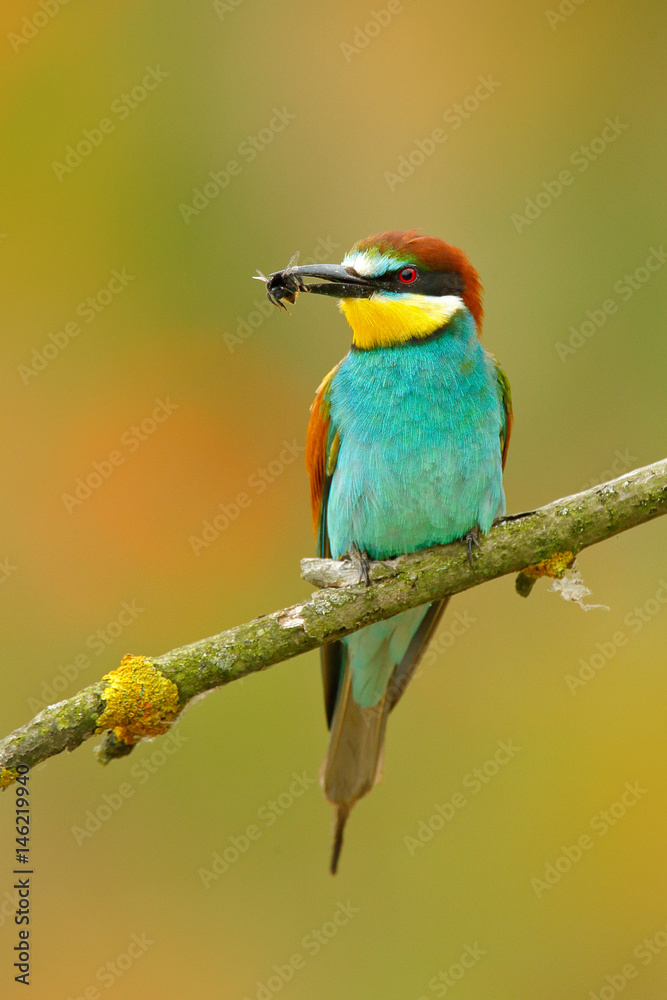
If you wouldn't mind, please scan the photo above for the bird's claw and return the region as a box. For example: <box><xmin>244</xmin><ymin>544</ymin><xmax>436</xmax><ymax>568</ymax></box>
<box><xmin>348</xmin><ymin>545</ymin><xmax>372</xmax><ymax>587</ymax></box>
<box><xmin>464</xmin><ymin>528</ymin><xmax>481</xmax><ymax>566</ymax></box>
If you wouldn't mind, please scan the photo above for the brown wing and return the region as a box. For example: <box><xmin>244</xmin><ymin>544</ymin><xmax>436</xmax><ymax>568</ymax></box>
<box><xmin>305</xmin><ymin>361</ymin><xmax>345</xmax><ymax>726</ymax></box>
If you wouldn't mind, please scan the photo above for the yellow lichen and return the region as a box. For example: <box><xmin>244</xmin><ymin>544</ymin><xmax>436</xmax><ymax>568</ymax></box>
<box><xmin>522</xmin><ymin>550</ymin><xmax>575</xmax><ymax>580</ymax></box>
<box><xmin>0</xmin><ymin>768</ymin><xmax>18</xmax><ymax>789</ymax></box>
<box><xmin>96</xmin><ymin>654</ymin><xmax>181</xmax><ymax>745</ymax></box>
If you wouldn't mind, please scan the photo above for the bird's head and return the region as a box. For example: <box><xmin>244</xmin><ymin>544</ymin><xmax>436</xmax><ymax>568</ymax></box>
<box><xmin>267</xmin><ymin>230</ymin><xmax>483</xmax><ymax>350</ymax></box>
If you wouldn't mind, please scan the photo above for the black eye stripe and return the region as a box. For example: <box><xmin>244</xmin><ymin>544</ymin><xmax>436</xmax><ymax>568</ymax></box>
<box><xmin>380</xmin><ymin>269</ymin><xmax>465</xmax><ymax>296</ymax></box>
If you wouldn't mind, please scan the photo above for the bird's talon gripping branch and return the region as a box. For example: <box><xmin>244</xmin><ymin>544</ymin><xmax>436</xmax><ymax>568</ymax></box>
<box><xmin>465</xmin><ymin>528</ymin><xmax>482</xmax><ymax>565</ymax></box>
<box><xmin>348</xmin><ymin>545</ymin><xmax>372</xmax><ymax>587</ymax></box>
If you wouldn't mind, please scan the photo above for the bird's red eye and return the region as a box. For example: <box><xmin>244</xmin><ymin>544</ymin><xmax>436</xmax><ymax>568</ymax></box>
<box><xmin>398</xmin><ymin>267</ymin><xmax>417</xmax><ymax>283</ymax></box>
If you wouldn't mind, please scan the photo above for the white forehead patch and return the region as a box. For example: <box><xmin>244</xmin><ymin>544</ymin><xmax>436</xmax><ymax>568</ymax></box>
<box><xmin>342</xmin><ymin>249</ymin><xmax>410</xmax><ymax>278</ymax></box>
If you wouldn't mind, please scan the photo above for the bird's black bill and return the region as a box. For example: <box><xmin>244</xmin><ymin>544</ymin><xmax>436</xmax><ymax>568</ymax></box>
<box><xmin>265</xmin><ymin>263</ymin><xmax>374</xmax><ymax>305</ymax></box>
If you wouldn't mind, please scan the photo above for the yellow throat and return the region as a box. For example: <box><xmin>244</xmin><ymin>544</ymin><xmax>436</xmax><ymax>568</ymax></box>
<box><xmin>339</xmin><ymin>293</ymin><xmax>464</xmax><ymax>349</ymax></box>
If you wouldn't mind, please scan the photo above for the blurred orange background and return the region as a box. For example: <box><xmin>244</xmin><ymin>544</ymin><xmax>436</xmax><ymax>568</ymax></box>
<box><xmin>1</xmin><ymin>1</ymin><xmax>666</xmax><ymax>997</ymax></box>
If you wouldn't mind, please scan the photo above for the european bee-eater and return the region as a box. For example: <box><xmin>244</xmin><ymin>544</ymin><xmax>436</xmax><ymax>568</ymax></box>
<box><xmin>262</xmin><ymin>230</ymin><xmax>512</xmax><ymax>873</ymax></box>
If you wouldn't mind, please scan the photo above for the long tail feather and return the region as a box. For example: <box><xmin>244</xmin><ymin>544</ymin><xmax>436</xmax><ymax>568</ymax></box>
<box><xmin>321</xmin><ymin>666</ymin><xmax>390</xmax><ymax>874</ymax></box>
<box><xmin>330</xmin><ymin>805</ymin><xmax>349</xmax><ymax>875</ymax></box>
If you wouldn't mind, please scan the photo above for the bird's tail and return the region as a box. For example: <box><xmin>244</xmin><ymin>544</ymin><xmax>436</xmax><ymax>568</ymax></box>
<box><xmin>320</xmin><ymin>664</ymin><xmax>390</xmax><ymax>875</ymax></box>
<box><xmin>320</xmin><ymin>599</ymin><xmax>449</xmax><ymax>873</ymax></box>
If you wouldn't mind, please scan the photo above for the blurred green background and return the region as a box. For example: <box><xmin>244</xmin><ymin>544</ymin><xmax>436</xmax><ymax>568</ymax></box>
<box><xmin>1</xmin><ymin>1</ymin><xmax>666</xmax><ymax>997</ymax></box>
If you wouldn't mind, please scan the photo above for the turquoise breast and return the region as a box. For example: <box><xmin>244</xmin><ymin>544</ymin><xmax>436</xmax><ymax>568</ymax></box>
<box><xmin>326</xmin><ymin>312</ymin><xmax>506</xmax><ymax>561</ymax></box>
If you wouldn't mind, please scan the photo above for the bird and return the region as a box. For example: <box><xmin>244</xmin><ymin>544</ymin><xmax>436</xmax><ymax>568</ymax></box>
<box><xmin>261</xmin><ymin>230</ymin><xmax>512</xmax><ymax>873</ymax></box>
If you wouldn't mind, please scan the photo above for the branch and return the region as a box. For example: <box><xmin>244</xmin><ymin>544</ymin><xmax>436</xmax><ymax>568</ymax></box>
<box><xmin>1</xmin><ymin>459</ymin><xmax>666</xmax><ymax>785</ymax></box>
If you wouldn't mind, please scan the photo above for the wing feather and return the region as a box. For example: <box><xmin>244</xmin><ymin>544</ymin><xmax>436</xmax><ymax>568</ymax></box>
<box><xmin>305</xmin><ymin>361</ymin><xmax>345</xmax><ymax>726</ymax></box>
<box><xmin>490</xmin><ymin>355</ymin><xmax>513</xmax><ymax>469</ymax></box>
<box><xmin>305</xmin><ymin>362</ymin><xmax>342</xmax><ymax>557</ymax></box>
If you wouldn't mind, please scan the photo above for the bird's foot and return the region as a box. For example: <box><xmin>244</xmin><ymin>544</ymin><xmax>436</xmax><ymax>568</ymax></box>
<box><xmin>464</xmin><ymin>527</ymin><xmax>482</xmax><ymax>566</ymax></box>
<box><xmin>348</xmin><ymin>545</ymin><xmax>372</xmax><ymax>587</ymax></box>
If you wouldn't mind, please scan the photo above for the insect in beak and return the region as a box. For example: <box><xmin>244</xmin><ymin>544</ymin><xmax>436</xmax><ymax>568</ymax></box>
<box><xmin>253</xmin><ymin>252</ymin><xmax>306</xmax><ymax>311</ymax></box>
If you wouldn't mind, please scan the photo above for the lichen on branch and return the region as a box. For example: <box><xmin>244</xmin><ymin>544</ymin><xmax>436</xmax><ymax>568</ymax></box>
<box><xmin>0</xmin><ymin>458</ymin><xmax>665</xmax><ymax>783</ymax></box>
